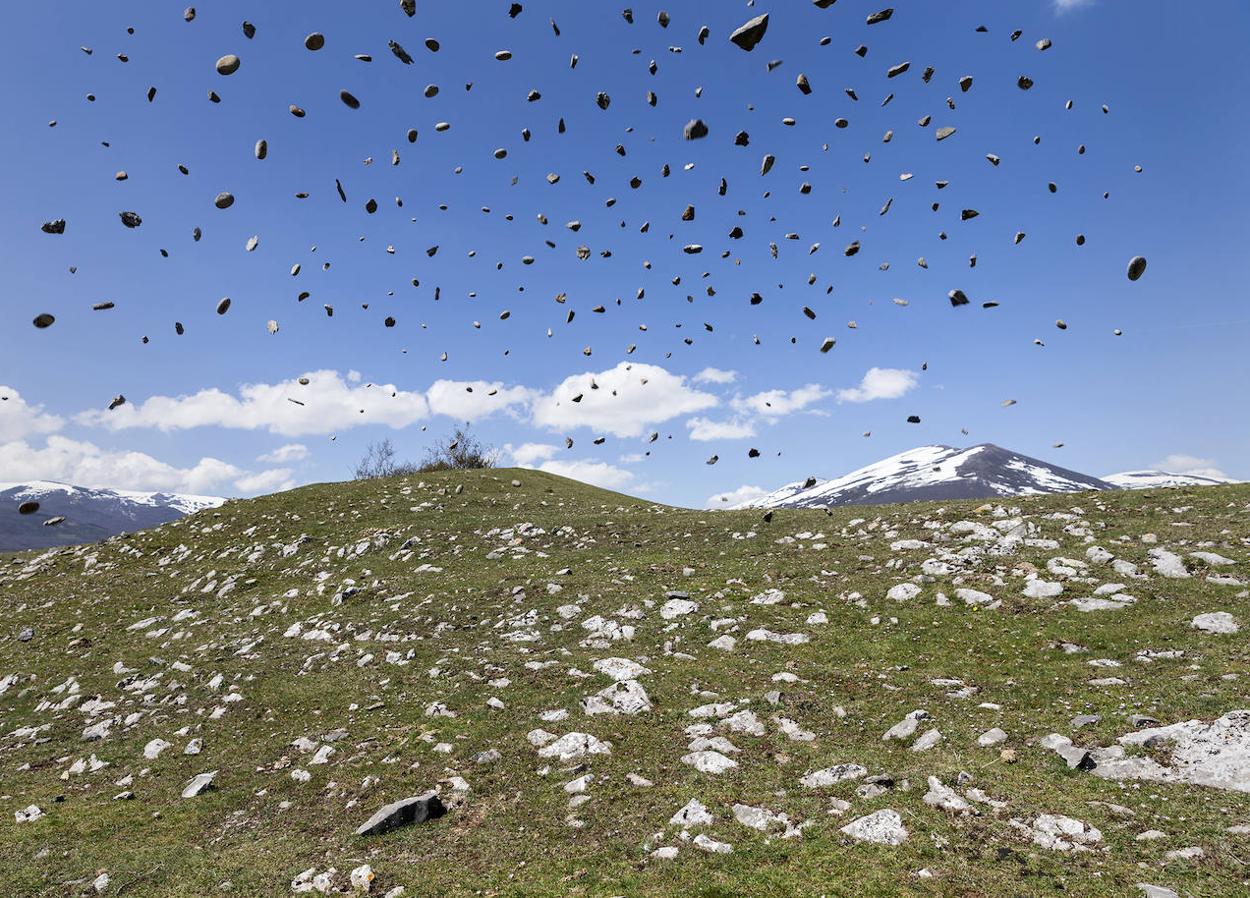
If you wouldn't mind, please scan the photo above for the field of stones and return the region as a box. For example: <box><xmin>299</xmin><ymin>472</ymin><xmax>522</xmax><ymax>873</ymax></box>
<box><xmin>2</xmin><ymin>470</ymin><xmax>1247</xmax><ymax>896</ymax></box>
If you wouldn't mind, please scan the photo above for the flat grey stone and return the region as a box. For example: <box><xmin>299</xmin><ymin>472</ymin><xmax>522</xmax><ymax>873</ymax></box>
<box><xmin>1136</xmin><ymin>886</ymin><xmax>1179</xmax><ymax>898</ymax></box>
<box><xmin>181</xmin><ymin>771</ymin><xmax>216</xmax><ymax>798</ymax></box>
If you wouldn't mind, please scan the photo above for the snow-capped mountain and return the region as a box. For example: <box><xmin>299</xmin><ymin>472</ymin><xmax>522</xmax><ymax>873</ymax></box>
<box><xmin>733</xmin><ymin>444</ymin><xmax>1116</xmax><ymax>510</ymax></box>
<box><xmin>0</xmin><ymin>481</ymin><xmax>225</xmax><ymax>552</ymax></box>
<box><xmin>1102</xmin><ymin>470</ymin><xmax>1239</xmax><ymax>490</ymax></box>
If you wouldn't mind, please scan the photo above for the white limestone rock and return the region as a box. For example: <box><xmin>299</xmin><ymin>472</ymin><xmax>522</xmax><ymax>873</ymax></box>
<box><xmin>886</xmin><ymin>583</ymin><xmax>921</xmax><ymax>602</ymax></box>
<box><xmin>840</xmin><ymin>809</ymin><xmax>908</xmax><ymax>845</ymax></box>
<box><xmin>1022</xmin><ymin>814</ymin><xmax>1103</xmax><ymax>851</ymax></box>
<box><xmin>670</xmin><ymin>798</ymin><xmax>713</xmax><ymax>827</ymax></box>
<box><xmin>1192</xmin><ymin>612</ymin><xmax>1239</xmax><ymax>634</ymax></box>
<box><xmin>800</xmin><ymin>764</ymin><xmax>867</xmax><ymax>788</ymax></box>
<box><xmin>681</xmin><ymin>750</ymin><xmax>738</xmax><ymax>775</ymax></box>
<box><xmin>977</xmin><ymin>727</ymin><xmax>1008</xmax><ymax>747</ymax></box>
<box><xmin>537</xmin><ymin>732</ymin><xmax>612</xmax><ymax>762</ymax></box>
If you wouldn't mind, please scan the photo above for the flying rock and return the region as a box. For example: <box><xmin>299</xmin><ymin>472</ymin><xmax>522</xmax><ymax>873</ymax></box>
<box><xmin>729</xmin><ymin>14</ymin><xmax>769</xmax><ymax>52</ymax></box>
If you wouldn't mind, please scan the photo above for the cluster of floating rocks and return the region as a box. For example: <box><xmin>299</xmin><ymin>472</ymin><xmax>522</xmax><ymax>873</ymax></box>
<box><xmin>25</xmin><ymin>2</ymin><xmax>1154</xmax><ymax>463</ymax></box>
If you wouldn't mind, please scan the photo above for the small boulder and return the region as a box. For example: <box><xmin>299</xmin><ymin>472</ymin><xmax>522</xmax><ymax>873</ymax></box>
<box><xmin>181</xmin><ymin>770</ymin><xmax>216</xmax><ymax>798</ymax></box>
<box><xmin>356</xmin><ymin>792</ymin><xmax>446</xmax><ymax>836</ymax></box>
<box><xmin>840</xmin><ymin>809</ymin><xmax>908</xmax><ymax>845</ymax></box>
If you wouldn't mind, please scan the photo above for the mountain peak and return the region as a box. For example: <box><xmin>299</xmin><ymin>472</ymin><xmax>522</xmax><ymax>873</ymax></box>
<box><xmin>732</xmin><ymin>444</ymin><xmax>1115</xmax><ymax>510</ymax></box>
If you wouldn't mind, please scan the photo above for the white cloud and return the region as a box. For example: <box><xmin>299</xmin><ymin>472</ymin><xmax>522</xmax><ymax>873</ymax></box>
<box><xmin>1152</xmin><ymin>454</ymin><xmax>1229</xmax><ymax>480</ymax></box>
<box><xmin>693</xmin><ymin>367</ymin><xmax>738</xmax><ymax>385</ymax></box>
<box><xmin>732</xmin><ymin>384</ymin><xmax>830</xmax><ymax>418</ymax></box>
<box><xmin>234</xmin><ymin>468</ymin><xmax>296</xmax><ymax>494</ymax></box>
<box><xmin>1054</xmin><ymin>0</ymin><xmax>1093</xmax><ymax>11</ymax></box>
<box><xmin>531</xmin><ymin>459</ymin><xmax>636</xmax><ymax>491</ymax></box>
<box><xmin>530</xmin><ymin>362</ymin><xmax>717</xmax><ymax>437</ymax></box>
<box><xmin>705</xmin><ymin>484</ymin><xmax>769</xmax><ymax>508</ymax></box>
<box><xmin>507</xmin><ymin>442</ymin><xmax>560</xmax><ymax>466</ymax></box>
<box><xmin>836</xmin><ymin>368</ymin><xmax>918</xmax><ymax>404</ymax></box>
<box><xmin>73</xmin><ymin>364</ymin><xmax>724</xmax><ymax>443</ymax></box>
<box><xmin>0</xmin><ymin>435</ymin><xmax>246</xmax><ymax>495</ymax></box>
<box><xmin>76</xmin><ymin>370</ymin><xmax>431</xmax><ymax>438</ymax></box>
<box><xmin>686</xmin><ymin>417</ymin><xmax>756</xmax><ymax>441</ymax></box>
<box><xmin>0</xmin><ymin>386</ymin><xmax>64</xmax><ymax>441</ymax></box>
<box><xmin>258</xmin><ymin>443</ymin><xmax>309</xmax><ymax>464</ymax></box>
<box><xmin>426</xmin><ymin>380</ymin><xmax>536</xmax><ymax>422</ymax></box>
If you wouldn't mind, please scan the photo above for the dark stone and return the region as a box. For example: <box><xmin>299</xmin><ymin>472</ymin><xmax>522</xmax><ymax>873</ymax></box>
<box><xmin>1056</xmin><ymin>744</ymin><xmax>1096</xmax><ymax>771</ymax></box>
<box><xmin>356</xmin><ymin>792</ymin><xmax>446</xmax><ymax>836</ymax></box>
<box><xmin>389</xmin><ymin>40</ymin><xmax>413</xmax><ymax>64</ymax></box>
<box><xmin>729</xmin><ymin>14</ymin><xmax>769</xmax><ymax>52</ymax></box>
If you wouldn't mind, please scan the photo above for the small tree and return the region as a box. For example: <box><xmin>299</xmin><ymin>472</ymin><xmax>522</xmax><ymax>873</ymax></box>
<box><xmin>417</xmin><ymin>426</ymin><xmax>498</xmax><ymax>472</ymax></box>
<box><xmin>353</xmin><ymin>438</ymin><xmax>415</xmax><ymax>479</ymax></box>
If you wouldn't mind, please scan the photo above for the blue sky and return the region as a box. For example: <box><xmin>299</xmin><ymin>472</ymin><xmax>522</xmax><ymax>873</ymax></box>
<box><xmin>1</xmin><ymin>0</ymin><xmax>1247</xmax><ymax>507</ymax></box>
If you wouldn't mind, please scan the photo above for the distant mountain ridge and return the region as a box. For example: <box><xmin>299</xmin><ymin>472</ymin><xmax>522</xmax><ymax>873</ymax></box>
<box><xmin>0</xmin><ymin>481</ymin><xmax>224</xmax><ymax>552</ymax></box>
<box><xmin>1102</xmin><ymin>470</ymin><xmax>1238</xmax><ymax>490</ymax></box>
<box><xmin>733</xmin><ymin>445</ymin><xmax>1242</xmax><ymax>511</ymax></box>
<box><xmin>733</xmin><ymin>444</ymin><xmax>1117</xmax><ymax>510</ymax></box>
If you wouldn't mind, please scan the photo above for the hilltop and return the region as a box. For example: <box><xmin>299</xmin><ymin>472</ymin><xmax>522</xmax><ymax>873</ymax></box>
<box><xmin>1</xmin><ymin>470</ymin><xmax>1248</xmax><ymax>897</ymax></box>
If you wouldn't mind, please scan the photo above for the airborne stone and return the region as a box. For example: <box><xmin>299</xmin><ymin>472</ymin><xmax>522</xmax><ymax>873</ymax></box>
<box><xmin>729</xmin><ymin>14</ymin><xmax>769</xmax><ymax>52</ymax></box>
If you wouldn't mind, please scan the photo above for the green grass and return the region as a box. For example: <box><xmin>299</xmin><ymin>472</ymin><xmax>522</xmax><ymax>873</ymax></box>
<box><xmin>1</xmin><ymin>470</ymin><xmax>1247</xmax><ymax>896</ymax></box>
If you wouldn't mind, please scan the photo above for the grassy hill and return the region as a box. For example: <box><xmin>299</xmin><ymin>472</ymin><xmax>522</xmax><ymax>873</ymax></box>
<box><xmin>1</xmin><ymin>470</ymin><xmax>1247</xmax><ymax>897</ymax></box>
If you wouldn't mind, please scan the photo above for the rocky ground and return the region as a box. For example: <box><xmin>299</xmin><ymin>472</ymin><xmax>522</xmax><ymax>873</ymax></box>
<box><xmin>1</xmin><ymin>471</ymin><xmax>1247</xmax><ymax>897</ymax></box>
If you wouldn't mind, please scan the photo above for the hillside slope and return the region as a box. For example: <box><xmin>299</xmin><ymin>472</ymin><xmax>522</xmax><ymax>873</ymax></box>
<box><xmin>2</xmin><ymin>471</ymin><xmax>1248</xmax><ymax>897</ymax></box>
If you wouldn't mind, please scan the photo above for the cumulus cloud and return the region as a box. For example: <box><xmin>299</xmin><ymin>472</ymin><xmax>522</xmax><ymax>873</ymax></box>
<box><xmin>530</xmin><ymin>362</ymin><xmax>717</xmax><ymax>437</ymax></box>
<box><xmin>836</xmin><ymin>368</ymin><xmax>918</xmax><ymax>403</ymax></box>
<box><xmin>76</xmin><ymin>370</ymin><xmax>431</xmax><ymax>437</ymax></box>
<box><xmin>731</xmin><ymin>384</ymin><xmax>830</xmax><ymax>418</ymax></box>
<box><xmin>508</xmin><ymin>443</ymin><xmax>643</xmax><ymax>493</ymax></box>
<box><xmin>0</xmin><ymin>435</ymin><xmax>251</xmax><ymax>495</ymax></box>
<box><xmin>0</xmin><ymin>387</ymin><xmax>63</xmax><ymax>442</ymax></box>
<box><xmin>75</xmin><ymin>365</ymin><xmax>720</xmax><ymax>442</ymax></box>
<box><xmin>530</xmin><ymin>459</ymin><xmax>636</xmax><ymax>491</ymax></box>
<box><xmin>426</xmin><ymin>380</ymin><xmax>535</xmax><ymax>422</ymax></box>
<box><xmin>507</xmin><ymin>442</ymin><xmax>560</xmax><ymax>466</ymax></box>
<box><xmin>705</xmin><ymin>484</ymin><xmax>769</xmax><ymax>508</ymax></box>
<box><xmin>1152</xmin><ymin>454</ymin><xmax>1229</xmax><ymax>480</ymax></box>
<box><xmin>693</xmin><ymin>367</ymin><xmax>738</xmax><ymax>385</ymax></box>
<box><xmin>686</xmin><ymin>417</ymin><xmax>756</xmax><ymax>441</ymax></box>
<box><xmin>234</xmin><ymin>468</ymin><xmax>296</xmax><ymax>494</ymax></box>
<box><xmin>258</xmin><ymin>443</ymin><xmax>309</xmax><ymax>464</ymax></box>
